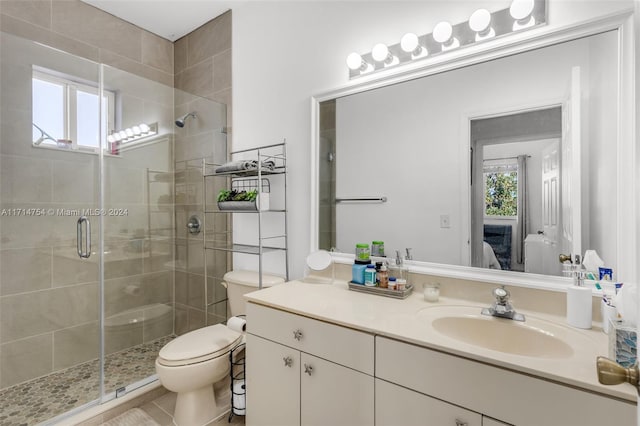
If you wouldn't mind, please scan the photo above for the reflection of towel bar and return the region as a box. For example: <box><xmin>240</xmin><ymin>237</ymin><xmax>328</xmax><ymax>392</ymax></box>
<box><xmin>336</xmin><ymin>196</ymin><xmax>387</xmax><ymax>203</ymax></box>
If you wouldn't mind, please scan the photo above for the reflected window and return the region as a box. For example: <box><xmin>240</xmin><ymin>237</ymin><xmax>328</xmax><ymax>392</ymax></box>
<box><xmin>484</xmin><ymin>159</ymin><xmax>518</xmax><ymax>217</ymax></box>
<box><xmin>32</xmin><ymin>69</ymin><xmax>114</xmax><ymax>151</ymax></box>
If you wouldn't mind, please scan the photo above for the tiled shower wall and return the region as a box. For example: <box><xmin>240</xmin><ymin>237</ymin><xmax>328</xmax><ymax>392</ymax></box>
<box><xmin>173</xmin><ymin>11</ymin><xmax>232</xmax><ymax>334</ymax></box>
<box><xmin>0</xmin><ymin>0</ymin><xmax>176</xmax><ymax>389</ymax></box>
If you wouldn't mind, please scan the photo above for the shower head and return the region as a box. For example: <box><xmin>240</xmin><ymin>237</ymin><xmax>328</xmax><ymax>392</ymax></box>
<box><xmin>175</xmin><ymin>112</ymin><xmax>197</xmax><ymax>128</ymax></box>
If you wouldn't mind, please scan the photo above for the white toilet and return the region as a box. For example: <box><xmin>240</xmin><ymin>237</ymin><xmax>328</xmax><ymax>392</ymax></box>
<box><xmin>155</xmin><ymin>270</ymin><xmax>284</xmax><ymax>426</ymax></box>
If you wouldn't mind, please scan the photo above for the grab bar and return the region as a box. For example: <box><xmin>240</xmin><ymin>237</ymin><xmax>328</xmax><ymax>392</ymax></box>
<box><xmin>335</xmin><ymin>196</ymin><xmax>387</xmax><ymax>203</ymax></box>
<box><xmin>76</xmin><ymin>216</ymin><xmax>91</xmax><ymax>259</ymax></box>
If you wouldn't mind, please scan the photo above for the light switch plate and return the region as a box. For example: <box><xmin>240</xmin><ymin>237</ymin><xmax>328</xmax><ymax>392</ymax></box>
<box><xmin>440</xmin><ymin>214</ymin><xmax>450</xmax><ymax>228</ymax></box>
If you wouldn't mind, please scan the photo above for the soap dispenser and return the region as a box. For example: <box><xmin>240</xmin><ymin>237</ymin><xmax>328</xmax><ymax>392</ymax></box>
<box><xmin>566</xmin><ymin>255</ymin><xmax>592</xmax><ymax>329</ymax></box>
<box><xmin>388</xmin><ymin>250</ymin><xmax>408</xmax><ymax>281</ymax></box>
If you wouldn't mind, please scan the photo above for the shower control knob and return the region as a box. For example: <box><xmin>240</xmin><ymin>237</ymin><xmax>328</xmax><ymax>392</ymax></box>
<box><xmin>455</xmin><ymin>420</ymin><xmax>468</xmax><ymax>426</ymax></box>
<box><xmin>304</xmin><ymin>364</ymin><xmax>314</xmax><ymax>376</ymax></box>
<box><xmin>283</xmin><ymin>356</ymin><xmax>293</xmax><ymax>368</ymax></box>
<box><xmin>293</xmin><ymin>329</ymin><xmax>303</xmax><ymax>341</ymax></box>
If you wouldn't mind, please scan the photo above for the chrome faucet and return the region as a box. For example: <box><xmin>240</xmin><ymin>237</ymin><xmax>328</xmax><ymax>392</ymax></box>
<box><xmin>405</xmin><ymin>248</ymin><xmax>413</xmax><ymax>261</ymax></box>
<box><xmin>481</xmin><ymin>286</ymin><xmax>525</xmax><ymax>322</ymax></box>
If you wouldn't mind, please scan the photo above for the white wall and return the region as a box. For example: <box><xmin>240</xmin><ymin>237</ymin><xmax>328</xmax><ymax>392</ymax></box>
<box><xmin>232</xmin><ymin>0</ymin><xmax>633</xmax><ymax>279</ymax></box>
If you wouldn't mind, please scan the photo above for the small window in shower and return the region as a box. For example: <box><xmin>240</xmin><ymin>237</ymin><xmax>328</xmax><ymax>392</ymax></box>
<box><xmin>32</xmin><ymin>69</ymin><xmax>115</xmax><ymax>152</ymax></box>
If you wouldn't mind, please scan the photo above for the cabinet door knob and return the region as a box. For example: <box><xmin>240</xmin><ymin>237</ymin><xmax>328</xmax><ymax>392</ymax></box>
<box><xmin>304</xmin><ymin>363</ymin><xmax>314</xmax><ymax>376</ymax></box>
<box><xmin>455</xmin><ymin>420</ymin><xmax>468</xmax><ymax>426</ymax></box>
<box><xmin>283</xmin><ymin>356</ymin><xmax>293</xmax><ymax>368</ymax></box>
<box><xmin>293</xmin><ymin>329</ymin><xmax>303</xmax><ymax>341</ymax></box>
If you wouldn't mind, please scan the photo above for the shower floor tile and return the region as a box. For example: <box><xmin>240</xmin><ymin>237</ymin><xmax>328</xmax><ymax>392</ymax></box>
<box><xmin>0</xmin><ymin>335</ymin><xmax>175</xmax><ymax>426</ymax></box>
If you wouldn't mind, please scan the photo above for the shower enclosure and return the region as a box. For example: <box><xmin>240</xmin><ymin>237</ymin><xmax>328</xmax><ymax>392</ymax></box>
<box><xmin>0</xmin><ymin>31</ymin><xmax>228</xmax><ymax>425</ymax></box>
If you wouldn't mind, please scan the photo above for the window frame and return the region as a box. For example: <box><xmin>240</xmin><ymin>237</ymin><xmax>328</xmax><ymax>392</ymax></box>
<box><xmin>483</xmin><ymin>159</ymin><xmax>519</xmax><ymax>219</ymax></box>
<box><xmin>32</xmin><ymin>69</ymin><xmax>115</xmax><ymax>153</ymax></box>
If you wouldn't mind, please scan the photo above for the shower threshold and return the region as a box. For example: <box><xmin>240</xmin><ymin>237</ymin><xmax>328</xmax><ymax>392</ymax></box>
<box><xmin>0</xmin><ymin>335</ymin><xmax>175</xmax><ymax>426</ymax></box>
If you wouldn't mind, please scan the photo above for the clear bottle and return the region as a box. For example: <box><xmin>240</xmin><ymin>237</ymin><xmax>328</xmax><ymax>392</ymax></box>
<box><xmin>378</xmin><ymin>264</ymin><xmax>389</xmax><ymax>288</ymax></box>
<box><xmin>388</xmin><ymin>250</ymin><xmax>408</xmax><ymax>281</ymax></box>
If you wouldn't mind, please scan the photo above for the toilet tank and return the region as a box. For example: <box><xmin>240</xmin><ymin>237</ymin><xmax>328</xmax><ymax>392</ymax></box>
<box><xmin>223</xmin><ymin>270</ymin><xmax>285</xmax><ymax>317</ymax></box>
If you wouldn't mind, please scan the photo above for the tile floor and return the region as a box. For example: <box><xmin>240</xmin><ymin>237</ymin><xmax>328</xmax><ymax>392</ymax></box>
<box><xmin>138</xmin><ymin>391</ymin><xmax>245</xmax><ymax>426</ymax></box>
<box><xmin>0</xmin><ymin>335</ymin><xmax>174</xmax><ymax>426</ymax></box>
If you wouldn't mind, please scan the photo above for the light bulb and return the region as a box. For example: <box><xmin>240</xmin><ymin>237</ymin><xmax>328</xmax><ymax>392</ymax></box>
<box><xmin>113</xmin><ymin>133</ymin><xmax>122</xmax><ymax>142</ymax></box>
<box><xmin>346</xmin><ymin>52</ymin><xmax>363</xmax><ymax>70</ymax></box>
<box><xmin>469</xmin><ymin>9</ymin><xmax>491</xmax><ymax>33</ymax></box>
<box><xmin>433</xmin><ymin>21</ymin><xmax>453</xmax><ymax>44</ymax></box>
<box><xmin>132</xmin><ymin>126</ymin><xmax>141</xmax><ymax>135</ymax></box>
<box><xmin>139</xmin><ymin>123</ymin><xmax>151</xmax><ymax>133</ymax></box>
<box><xmin>510</xmin><ymin>0</ymin><xmax>535</xmax><ymax>20</ymax></box>
<box><xmin>118</xmin><ymin>131</ymin><xmax>127</xmax><ymax>139</ymax></box>
<box><xmin>107</xmin><ymin>134</ymin><xmax>115</xmax><ymax>143</ymax></box>
<box><xmin>371</xmin><ymin>43</ymin><xmax>390</xmax><ymax>62</ymax></box>
<box><xmin>125</xmin><ymin>128</ymin><xmax>134</xmax><ymax>137</ymax></box>
<box><xmin>469</xmin><ymin>9</ymin><xmax>495</xmax><ymax>40</ymax></box>
<box><xmin>400</xmin><ymin>33</ymin><xmax>419</xmax><ymax>53</ymax></box>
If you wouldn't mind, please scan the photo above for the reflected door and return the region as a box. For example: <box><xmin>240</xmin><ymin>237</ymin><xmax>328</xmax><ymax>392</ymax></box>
<box><xmin>561</xmin><ymin>66</ymin><xmax>582</xmax><ymax>259</ymax></box>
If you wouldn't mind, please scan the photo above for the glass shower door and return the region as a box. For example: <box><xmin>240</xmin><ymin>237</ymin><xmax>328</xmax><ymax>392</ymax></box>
<box><xmin>100</xmin><ymin>65</ymin><xmax>176</xmax><ymax>394</ymax></box>
<box><xmin>0</xmin><ymin>31</ymin><xmax>102</xmax><ymax>424</ymax></box>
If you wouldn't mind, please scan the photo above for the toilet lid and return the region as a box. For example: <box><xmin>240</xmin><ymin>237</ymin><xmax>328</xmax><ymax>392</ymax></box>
<box><xmin>158</xmin><ymin>324</ymin><xmax>241</xmax><ymax>366</ymax></box>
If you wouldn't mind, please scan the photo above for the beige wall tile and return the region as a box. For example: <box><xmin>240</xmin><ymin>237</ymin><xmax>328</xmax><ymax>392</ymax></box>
<box><xmin>104</xmin><ymin>275</ymin><xmax>144</xmax><ymax>318</ymax></box>
<box><xmin>0</xmin><ymin>283</ymin><xmax>98</xmax><ymax>342</ymax></box>
<box><xmin>142</xmin><ymin>305</ymin><xmax>173</xmax><ymax>343</ymax></box>
<box><xmin>142</xmin><ymin>31</ymin><xmax>174</xmax><ymax>74</ymax></box>
<box><xmin>174</xmin><ymin>270</ymin><xmax>187</xmax><ymax>305</ymax></box>
<box><xmin>187</xmin><ymin>307</ymin><xmax>205</xmax><ymax>331</ymax></box>
<box><xmin>186</xmin><ymin>273</ymin><xmax>205</xmax><ymax>309</ymax></box>
<box><xmin>52</xmin><ymin>158</ymin><xmax>98</xmax><ymax>204</ymax></box>
<box><xmin>51</xmin><ymin>0</ymin><xmax>142</xmax><ymax>61</ymax></box>
<box><xmin>52</xmin><ymin>245</ymin><xmax>99</xmax><ymax>287</ymax></box>
<box><xmin>213</xmin><ymin>49</ymin><xmax>232</xmax><ymax>93</ymax></box>
<box><xmin>0</xmin><ymin>333</ymin><xmax>53</xmax><ymax>388</ymax></box>
<box><xmin>0</xmin><ymin>0</ymin><xmax>52</xmax><ymax>29</ymax></box>
<box><xmin>174</xmin><ymin>58</ymin><xmax>213</xmax><ymax>96</ymax></box>
<box><xmin>1</xmin><ymin>247</ymin><xmax>52</xmax><ymax>296</ymax></box>
<box><xmin>105</xmin><ymin>321</ymin><xmax>143</xmax><ymax>355</ymax></box>
<box><xmin>53</xmin><ymin>321</ymin><xmax>99</xmax><ymax>370</ymax></box>
<box><xmin>141</xmin><ymin>271</ymin><xmax>173</xmax><ymax>306</ymax></box>
<box><xmin>174</xmin><ymin>36</ymin><xmax>188</xmax><ymax>75</ymax></box>
<box><xmin>0</xmin><ymin>14</ymin><xmax>100</xmax><ymax>62</ymax></box>
<box><xmin>100</xmin><ymin>49</ymin><xmax>173</xmax><ymax>87</ymax></box>
<box><xmin>186</xmin><ymin>11</ymin><xmax>231</xmax><ymax>67</ymax></box>
<box><xmin>174</xmin><ymin>304</ymin><xmax>188</xmax><ymax>335</ymax></box>
<box><xmin>143</xmin><ymin>239</ymin><xmax>174</xmax><ymax>273</ymax></box>
<box><xmin>1</xmin><ymin>155</ymin><xmax>52</xmax><ymax>203</ymax></box>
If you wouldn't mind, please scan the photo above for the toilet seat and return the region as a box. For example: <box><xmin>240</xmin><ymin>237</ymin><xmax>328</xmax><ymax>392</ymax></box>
<box><xmin>158</xmin><ymin>324</ymin><xmax>242</xmax><ymax>367</ymax></box>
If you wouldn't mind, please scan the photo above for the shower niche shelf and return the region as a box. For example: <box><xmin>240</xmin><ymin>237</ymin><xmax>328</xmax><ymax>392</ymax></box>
<box><xmin>202</xmin><ymin>141</ymin><xmax>289</xmax><ymax>286</ymax></box>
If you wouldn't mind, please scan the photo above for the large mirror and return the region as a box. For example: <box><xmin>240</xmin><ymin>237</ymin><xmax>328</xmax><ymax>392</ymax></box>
<box><xmin>317</xmin><ymin>29</ymin><xmax>622</xmax><ymax>279</ymax></box>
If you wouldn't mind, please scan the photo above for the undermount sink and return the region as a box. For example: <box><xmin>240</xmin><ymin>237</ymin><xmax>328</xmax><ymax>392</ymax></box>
<box><xmin>418</xmin><ymin>305</ymin><xmax>578</xmax><ymax>359</ymax></box>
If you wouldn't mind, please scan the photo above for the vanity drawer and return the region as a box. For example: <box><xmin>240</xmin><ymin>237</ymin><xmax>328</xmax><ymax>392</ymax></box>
<box><xmin>376</xmin><ymin>337</ymin><xmax>635</xmax><ymax>426</ymax></box>
<box><xmin>247</xmin><ymin>302</ymin><xmax>374</xmax><ymax>374</ymax></box>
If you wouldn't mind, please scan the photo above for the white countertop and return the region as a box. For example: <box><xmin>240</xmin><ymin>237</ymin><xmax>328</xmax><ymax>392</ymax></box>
<box><xmin>245</xmin><ymin>279</ymin><xmax>636</xmax><ymax>403</ymax></box>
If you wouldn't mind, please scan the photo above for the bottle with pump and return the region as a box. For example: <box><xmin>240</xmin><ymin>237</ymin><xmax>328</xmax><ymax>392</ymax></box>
<box><xmin>566</xmin><ymin>254</ymin><xmax>592</xmax><ymax>329</ymax></box>
<box><xmin>388</xmin><ymin>250</ymin><xmax>408</xmax><ymax>282</ymax></box>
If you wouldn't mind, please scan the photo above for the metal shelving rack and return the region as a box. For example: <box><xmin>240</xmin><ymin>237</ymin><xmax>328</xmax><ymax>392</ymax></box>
<box><xmin>202</xmin><ymin>141</ymin><xmax>289</xmax><ymax>288</ymax></box>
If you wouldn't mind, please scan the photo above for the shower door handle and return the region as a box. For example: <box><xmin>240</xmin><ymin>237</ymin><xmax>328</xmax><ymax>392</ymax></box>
<box><xmin>77</xmin><ymin>216</ymin><xmax>91</xmax><ymax>259</ymax></box>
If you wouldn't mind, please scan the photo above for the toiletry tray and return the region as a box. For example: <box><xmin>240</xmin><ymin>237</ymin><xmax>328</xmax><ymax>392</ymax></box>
<box><xmin>348</xmin><ymin>282</ymin><xmax>413</xmax><ymax>299</ymax></box>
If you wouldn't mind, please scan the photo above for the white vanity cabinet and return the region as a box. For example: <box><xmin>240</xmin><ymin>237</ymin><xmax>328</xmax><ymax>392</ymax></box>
<box><xmin>246</xmin><ymin>303</ymin><xmax>375</xmax><ymax>426</ymax></box>
<box><xmin>376</xmin><ymin>378</ymin><xmax>482</xmax><ymax>426</ymax></box>
<box><xmin>376</xmin><ymin>336</ymin><xmax>635</xmax><ymax>426</ymax></box>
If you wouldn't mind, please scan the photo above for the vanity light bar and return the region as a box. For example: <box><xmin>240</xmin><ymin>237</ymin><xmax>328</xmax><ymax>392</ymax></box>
<box><xmin>347</xmin><ymin>0</ymin><xmax>546</xmax><ymax>79</ymax></box>
<box><xmin>107</xmin><ymin>122</ymin><xmax>158</xmax><ymax>145</ymax></box>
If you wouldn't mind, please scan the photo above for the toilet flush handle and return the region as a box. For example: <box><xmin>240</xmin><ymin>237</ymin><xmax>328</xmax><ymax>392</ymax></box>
<box><xmin>293</xmin><ymin>329</ymin><xmax>303</xmax><ymax>341</ymax></box>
